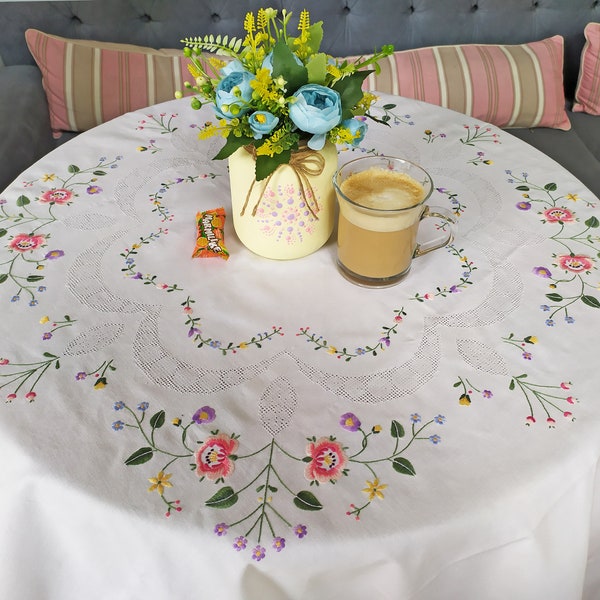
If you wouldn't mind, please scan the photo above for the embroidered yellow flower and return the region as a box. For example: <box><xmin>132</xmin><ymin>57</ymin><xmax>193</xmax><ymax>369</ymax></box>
<box><xmin>362</xmin><ymin>478</ymin><xmax>387</xmax><ymax>501</ymax></box>
<box><xmin>39</xmin><ymin>315</ymin><xmax>49</xmax><ymax>324</ymax></box>
<box><xmin>566</xmin><ymin>193</ymin><xmax>580</xmax><ymax>202</ymax></box>
<box><xmin>327</xmin><ymin>346</ymin><xmax>338</xmax><ymax>354</ymax></box>
<box><xmin>42</xmin><ymin>173</ymin><xmax>56</xmax><ymax>182</ymax></box>
<box><xmin>148</xmin><ymin>471</ymin><xmax>173</xmax><ymax>494</ymax></box>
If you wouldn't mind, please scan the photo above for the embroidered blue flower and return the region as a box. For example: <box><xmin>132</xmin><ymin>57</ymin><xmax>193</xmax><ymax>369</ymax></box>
<box><xmin>112</xmin><ymin>420</ymin><xmax>125</xmax><ymax>431</ymax></box>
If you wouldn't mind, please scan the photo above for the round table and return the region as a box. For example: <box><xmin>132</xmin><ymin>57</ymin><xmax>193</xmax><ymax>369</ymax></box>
<box><xmin>1</xmin><ymin>93</ymin><xmax>600</xmax><ymax>600</ymax></box>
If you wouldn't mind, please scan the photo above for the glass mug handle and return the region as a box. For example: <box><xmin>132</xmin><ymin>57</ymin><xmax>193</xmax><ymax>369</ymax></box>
<box><xmin>413</xmin><ymin>205</ymin><xmax>456</xmax><ymax>257</ymax></box>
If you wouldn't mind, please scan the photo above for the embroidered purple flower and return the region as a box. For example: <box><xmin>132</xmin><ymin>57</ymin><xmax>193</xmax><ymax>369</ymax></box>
<box><xmin>533</xmin><ymin>266</ymin><xmax>552</xmax><ymax>278</ymax></box>
<box><xmin>429</xmin><ymin>434</ymin><xmax>442</xmax><ymax>444</ymax></box>
<box><xmin>272</xmin><ymin>537</ymin><xmax>286</xmax><ymax>552</ymax></box>
<box><xmin>340</xmin><ymin>412</ymin><xmax>361</xmax><ymax>432</ymax></box>
<box><xmin>137</xmin><ymin>401</ymin><xmax>150</xmax><ymax>411</ymax></box>
<box><xmin>482</xmin><ymin>389</ymin><xmax>493</xmax><ymax>398</ymax></box>
<box><xmin>294</xmin><ymin>524</ymin><xmax>307</xmax><ymax>539</ymax></box>
<box><xmin>192</xmin><ymin>405</ymin><xmax>216</xmax><ymax>424</ymax></box>
<box><xmin>379</xmin><ymin>336</ymin><xmax>391</xmax><ymax>347</ymax></box>
<box><xmin>251</xmin><ymin>545</ymin><xmax>266</xmax><ymax>561</ymax></box>
<box><xmin>75</xmin><ymin>372</ymin><xmax>87</xmax><ymax>381</ymax></box>
<box><xmin>233</xmin><ymin>536</ymin><xmax>247</xmax><ymax>551</ymax></box>
<box><xmin>45</xmin><ymin>249</ymin><xmax>64</xmax><ymax>260</ymax></box>
<box><xmin>86</xmin><ymin>185</ymin><xmax>103</xmax><ymax>195</ymax></box>
<box><xmin>523</xmin><ymin>351</ymin><xmax>532</xmax><ymax>360</ymax></box>
<box><xmin>516</xmin><ymin>201</ymin><xmax>531</xmax><ymax>210</ymax></box>
<box><xmin>214</xmin><ymin>523</ymin><xmax>228</xmax><ymax>536</ymax></box>
<box><xmin>112</xmin><ymin>420</ymin><xmax>125</xmax><ymax>431</ymax></box>
<box><xmin>42</xmin><ymin>332</ymin><xmax>52</xmax><ymax>340</ymax></box>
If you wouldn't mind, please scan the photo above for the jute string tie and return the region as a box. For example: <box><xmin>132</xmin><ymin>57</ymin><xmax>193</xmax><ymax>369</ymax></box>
<box><xmin>240</xmin><ymin>146</ymin><xmax>326</xmax><ymax>220</ymax></box>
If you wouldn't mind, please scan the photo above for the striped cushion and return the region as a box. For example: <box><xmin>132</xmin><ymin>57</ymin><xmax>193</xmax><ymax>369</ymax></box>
<box><xmin>25</xmin><ymin>29</ymin><xmax>194</xmax><ymax>134</ymax></box>
<box><xmin>573</xmin><ymin>23</ymin><xmax>600</xmax><ymax>116</ymax></box>
<box><xmin>360</xmin><ymin>36</ymin><xmax>570</xmax><ymax>130</ymax></box>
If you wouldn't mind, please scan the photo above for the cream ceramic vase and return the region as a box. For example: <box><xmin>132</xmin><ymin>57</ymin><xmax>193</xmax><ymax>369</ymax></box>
<box><xmin>228</xmin><ymin>141</ymin><xmax>338</xmax><ymax>260</ymax></box>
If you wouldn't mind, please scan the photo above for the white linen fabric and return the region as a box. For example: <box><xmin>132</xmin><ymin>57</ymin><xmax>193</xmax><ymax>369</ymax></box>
<box><xmin>1</xmin><ymin>94</ymin><xmax>600</xmax><ymax>599</ymax></box>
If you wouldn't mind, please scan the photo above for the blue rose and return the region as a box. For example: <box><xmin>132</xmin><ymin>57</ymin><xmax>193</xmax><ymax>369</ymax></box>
<box><xmin>220</xmin><ymin>60</ymin><xmax>246</xmax><ymax>76</ymax></box>
<box><xmin>342</xmin><ymin>118</ymin><xmax>368</xmax><ymax>146</ymax></box>
<box><xmin>248</xmin><ymin>111</ymin><xmax>279</xmax><ymax>139</ymax></box>
<box><xmin>289</xmin><ymin>84</ymin><xmax>342</xmax><ymax>150</ymax></box>
<box><xmin>214</xmin><ymin>71</ymin><xmax>255</xmax><ymax>120</ymax></box>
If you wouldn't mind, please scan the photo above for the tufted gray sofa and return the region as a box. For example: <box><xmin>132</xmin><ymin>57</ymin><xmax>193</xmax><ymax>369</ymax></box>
<box><xmin>1</xmin><ymin>0</ymin><xmax>599</xmax><ymax>195</ymax></box>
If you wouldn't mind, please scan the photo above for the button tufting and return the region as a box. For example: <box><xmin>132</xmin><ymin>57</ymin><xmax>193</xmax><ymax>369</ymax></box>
<box><xmin>140</xmin><ymin>13</ymin><xmax>152</xmax><ymax>22</ymax></box>
<box><xmin>343</xmin><ymin>5</ymin><xmax>350</xmax><ymax>14</ymax></box>
<box><xmin>71</xmin><ymin>14</ymin><xmax>82</xmax><ymax>24</ymax></box>
<box><xmin>211</xmin><ymin>13</ymin><xmax>221</xmax><ymax>23</ymax></box>
<box><xmin>471</xmin><ymin>3</ymin><xmax>478</xmax><ymax>11</ymax></box>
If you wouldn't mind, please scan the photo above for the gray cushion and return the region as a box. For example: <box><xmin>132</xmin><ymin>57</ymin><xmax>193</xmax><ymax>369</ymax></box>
<box><xmin>0</xmin><ymin>65</ymin><xmax>55</xmax><ymax>191</ymax></box>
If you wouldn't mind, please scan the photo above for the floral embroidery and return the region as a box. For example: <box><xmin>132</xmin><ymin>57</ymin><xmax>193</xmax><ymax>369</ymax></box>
<box><xmin>195</xmin><ymin>434</ymin><xmax>239</xmax><ymax>481</ymax></box>
<box><xmin>412</xmin><ymin>246</ymin><xmax>476</xmax><ymax>301</ymax></box>
<box><xmin>460</xmin><ymin>124</ymin><xmax>501</xmax><ymax>146</ymax></box>
<box><xmin>0</xmin><ymin>156</ymin><xmax>120</xmax><ymax>304</ymax></box>
<box><xmin>120</xmin><ymin>402</ymin><xmax>443</xmax><ymax>558</ymax></box>
<box><xmin>507</xmin><ymin>171</ymin><xmax>600</xmax><ymax>322</ymax></box>
<box><xmin>501</xmin><ymin>333</ymin><xmax>537</xmax><ymax>360</ymax></box>
<box><xmin>453</xmin><ymin>376</ymin><xmax>493</xmax><ymax>406</ymax></box>
<box><xmin>304</xmin><ymin>438</ymin><xmax>348</xmax><ymax>483</ymax></box>
<box><xmin>296</xmin><ymin>308</ymin><xmax>406</xmax><ymax>360</ymax></box>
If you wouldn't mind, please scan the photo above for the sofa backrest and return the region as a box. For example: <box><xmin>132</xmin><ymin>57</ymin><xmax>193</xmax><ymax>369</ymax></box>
<box><xmin>1</xmin><ymin>0</ymin><xmax>598</xmax><ymax>97</ymax></box>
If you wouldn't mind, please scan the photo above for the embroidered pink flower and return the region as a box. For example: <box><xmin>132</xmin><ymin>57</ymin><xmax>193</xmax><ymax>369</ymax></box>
<box><xmin>542</xmin><ymin>207</ymin><xmax>575</xmax><ymax>223</ymax></box>
<box><xmin>8</xmin><ymin>233</ymin><xmax>47</xmax><ymax>253</ymax></box>
<box><xmin>304</xmin><ymin>437</ymin><xmax>347</xmax><ymax>483</ymax></box>
<box><xmin>557</xmin><ymin>254</ymin><xmax>594</xmax><ymax>273</ymax></box>
<box><xmin>39</xmin><ymin>188</ymin><xmax>73</xmax><ymax>204</ymax></box>
<box><xmin>194</xmin><ymin>433</ymin><xmax>238</xmax><ymax>480</ymax></box>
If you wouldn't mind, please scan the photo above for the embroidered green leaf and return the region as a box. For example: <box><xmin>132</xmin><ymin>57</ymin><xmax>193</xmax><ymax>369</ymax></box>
<box><xmin>124</xmin><ymin>447</ymin><xmax>154</xmax><ymax>465</ymax></box>
<box><xmin>585</xmin><ymin>216</ymin><xmax>600</xmax><ymax>228</ymax></box>
<box><xmin>293</xmin><ymin>490</ymin><xmax>323</xmax><ymax>511</ymax></box>
<box><xmin>392</xmin><ymin>456</ymin><xmax>416</xmax><ymax>476</ymax></box>
<box><xmin>509</xmin><ymin>379</ymin><xmax>516</xmax><ymax>390</ymax></box>
<box><xmin>581</xmin><ymin>295</ymin><xmax>600</xmax><ymax>308</ymax></box>
<box><xmin>206</xmin><ymin>486</ymin><xmax>239</xmax><ymax>508</ymax></box>
<box><xmin>0</xmin><ymin>274</ymin><xmax>7</xmax><ymax>283</ymax></box>
<box><xmin>150</xmin><ymin>410</ymin><xmax>166</xmax><ymax>429</ymax></box>
<box><xmin>390</xmin><ymin>420</ymin><xmax>405</xmax><ymax>438</ymax></box>
<box><xmin>16</xmin><ymin>195</ymin><xmax>30</xmax><ymax>207</ymax></box>
<box><xmin>26</xmin><ymin>275</ymin><xmax>44</xmax><ymax>282</ymax></box>
<box><xmin>0</xmin><ymin>229</ymin><xmax>7</xmax><ymax>237</ymax></box>
<box><xmin>546</xmin><ymin>293</ymin><xmax>563</xmax><ymax>302</ymax></box>
<box><xmin>515</xmin><ymin>185</ymin><xmax>530</xmax><ymax>191</ymax></box>
<box><xmin>544</xmin><ymin>183</ymin><xmax>557</xmax><ymax>191</ymax></box>
<box><xmin>93</xmin><ymin>170</ymin><xmax>107</xmax><ymax>176</ymax></box>
<box><xmin>68</xmin><ymin>164</ymin><xmax>81</xmax><ymax>173</ymax></box>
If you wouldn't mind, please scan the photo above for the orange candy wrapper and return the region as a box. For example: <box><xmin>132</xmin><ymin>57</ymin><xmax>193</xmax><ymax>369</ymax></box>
<box><xmin>192</xmin><ymin>207</ymin><xmax>229</xmax><ymax>260</ymax></box>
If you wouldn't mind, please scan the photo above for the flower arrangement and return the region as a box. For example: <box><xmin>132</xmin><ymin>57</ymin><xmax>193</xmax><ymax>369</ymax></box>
<box><xmin>179</xmin><ymin>8</ymin><xmax>393</xmax><ymax>180</ymax></box>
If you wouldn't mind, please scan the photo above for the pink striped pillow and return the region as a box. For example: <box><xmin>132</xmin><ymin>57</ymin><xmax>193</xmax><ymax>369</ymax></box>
<box><xmin>359</xmin><ymin>36</ymin><xmax>570</xmax><ymax>130</ymax></box>
<box><xmin>573</xmin><ymin>23</ymin><xmax>600</xmax><ymax>115</ymax></box>
<box><xmin>25</xmin><ymin>29</ymin><xmax>194</xmax><ymax>135</ymax></box>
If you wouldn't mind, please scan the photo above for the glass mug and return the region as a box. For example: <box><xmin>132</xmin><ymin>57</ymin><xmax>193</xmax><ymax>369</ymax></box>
<box><xmin>333</xmin><ymin>156</ymin><xmax>456</xmax><ymax>287</ymax></box>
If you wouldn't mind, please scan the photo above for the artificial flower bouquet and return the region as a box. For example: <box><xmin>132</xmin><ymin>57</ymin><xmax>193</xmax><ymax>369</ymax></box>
<box><xmin>179</xmin><ymin>8</ymin><xmax>393</xmax><ymax>180</ymax></box>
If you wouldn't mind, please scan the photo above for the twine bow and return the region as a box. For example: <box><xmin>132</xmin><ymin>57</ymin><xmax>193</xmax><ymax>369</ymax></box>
<box><xmin>240</xmin><ymin>146</ymin><xmax>326</xmax><ymax>220</ymax></box>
